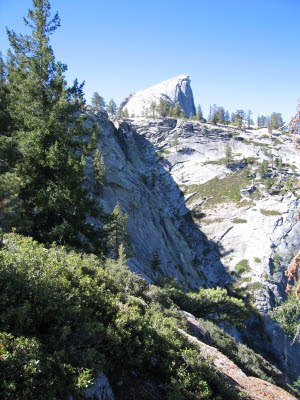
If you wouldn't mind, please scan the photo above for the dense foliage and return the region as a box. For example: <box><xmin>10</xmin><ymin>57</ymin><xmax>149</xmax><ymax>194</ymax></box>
<box><xmin>0</xmin><ymin>232</ymin><xmax>254</xmax><ymax>400</ymax></box>
<box><xmin>1</xmin><ymin>0</ymin><xmax>105</xmax><ymax>253</ymax></box>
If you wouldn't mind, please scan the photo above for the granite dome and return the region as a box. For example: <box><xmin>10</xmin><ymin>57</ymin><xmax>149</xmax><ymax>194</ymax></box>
<box><xmin>120</xmin><ymin>74</ymin><xmax>196</xmax><ymax>117</ymax></box>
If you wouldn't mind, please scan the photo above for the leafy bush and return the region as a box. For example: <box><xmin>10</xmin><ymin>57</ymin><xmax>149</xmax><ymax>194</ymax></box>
<box><xmin>158</xmin><ymin>280</ymin><xmax>250</xmax><ymax>329</ymax></box>
<box><xmin>0</xmin><ymin>233</ymin><xmax>243</xmax><ymax>400</ymax></box>
<box><xmin>260</xmin><ymin>209</ymin><xmax>281</xmax><ymax>216</ymax></box>
<box><xmin>201</xmin><ymin>320</ymin><xmax>282</xmax><ymax>385</ymax></box>
<box><xmin>232</xmin><ymin>218</ymin><xmax>247</xmax><ymax>224</ymax></box>
<box><xmin>235</xmin><ymin>259</ymin><xmax>251</xmax><ymax>274</ymax></box>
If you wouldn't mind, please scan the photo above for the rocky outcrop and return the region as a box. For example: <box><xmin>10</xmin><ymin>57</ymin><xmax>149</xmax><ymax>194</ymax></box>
<box><xmin>179</xmin><ymin>329</ymin><xmax>298</xmax><ymax>400</ymax></box>
<box><xmin>120</xmin><ymin>74</ymin><xmax>196</xmax><ymax>117</ymax></box>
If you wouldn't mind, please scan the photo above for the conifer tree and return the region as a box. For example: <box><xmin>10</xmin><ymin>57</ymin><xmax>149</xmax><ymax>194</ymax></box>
<box><xmin>225</xmin><ymin>143</ymin><xmax>233</xmax><ymax>167</ymax></box>
<box><xmin>235</xmin><ymin>110</ymin><xmax>245</xmax><ymax>129</ymax></box>
<box><xmin>117</xmin><ymin>105</ymin><xmax>124</xmax><ymax>117</ymax></box>
<box><xmin>107</xmin><ymin>98</ymin><xmax>117</xmax><ymax>115</ymax></box>
<box><xmin>225</xmin><ymin>110</ymin><xmax>230</xmax><ymax>126</ymax></box>
<box><xmin>5</xmin><ymin>0</ymin><xmax>105</xmax><ymax>253</ymax></box>
<box><xmin>92</xmin><ymin>148</ymin><xmax>106</xmax><ymax>195</ymax></box>
<box><xmin>173</xmin><ymin>132</ymin><xmax>179</xmax><ymax>151</ymax></box>
<box><xmin>0</xmin><ymin>53</ymin><xmax>15</xmax><ymax>165</ymax></box>
<box><xmin>196</xmin><ymin>104</ymin><xmax>203</xmax><ymax>121</ymax></box>
<box><xmin>91</xmin><ymin>91</ymin><xmax>106</xmax><ymax>109</ymax></box>
<box><xmin>150</xmin><ymin>101</ymin><xmax>157</xmax><ymax>118</ymax></box>
<box><xmin>158</xmin><ymin>99</ymin><xmax>170</xmax><ymax>117</ymax></box>
<box><xmin>246</xmin><ymin>110</ymin><xmax>253</xmax><ymax>129</ymax></box>
<box><xmin>105</xmin><ymin>202</ymin><xmax>130</xmax><ymax>258</ymax></box>
<box><xmin>173</xmin><ymin>104</ymin><xmax>182</xmax><ymax>118</ymax></box>
<box><xmin>123</xmin><ymin>108</ymin><xmax>129</xmax><ymax>119</ymax></box>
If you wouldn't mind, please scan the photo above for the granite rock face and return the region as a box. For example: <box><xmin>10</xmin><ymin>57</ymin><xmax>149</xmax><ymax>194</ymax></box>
<box><xmin>84</xmin><ymin>108</ymin><xmax>300</xmax><ymax>382</ymax></box>
<box><xmin>120</xmin><ymin>74</ymin><xmax>196</xmax><ymax>117</ymax></box>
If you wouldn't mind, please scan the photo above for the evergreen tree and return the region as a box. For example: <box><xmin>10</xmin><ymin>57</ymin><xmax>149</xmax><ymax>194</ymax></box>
<box><xmin>0</xmin><ymin>54</ymin><xmax>10</xmax><ymax>139</ymax></box>
<box><xmin>218</xmin><ymin>107</ymin><xmax>225</xmax><ymax>124</ymax></box>
<box><xmin>150</xmin><ymin>101</ymin><xmax>157</xmax><ymax>118</ymax></box>
<box><xmin>270</xmin><ymin>112</ymin><xmax>284</xmax><ymax>129</ymax></box>
<box><xmin>107</xmin><ymin>98</ymin><xmax>117</xmax><ymax>115</ymax></box>
<box><xmin>173</xmin><ymin>132</ymin><xmax>179</xmax><ymax>151</ymax></box>
<box><xmin>117</xmin><ymin>105</ymin><xmax>124</xmax><ymax>117</ymax></box>
<box><xmin>196</xmin><ymin>104</ymin><xmax>203</xmax><ymax>121</ymax></box>
<box><xmin>268</xmin><ymin>119</ymin><xmax>273</xmax><ymax>136</ymax></box>
<box><xmin>158</xmin><ymin>99</ymin><xmax>170</xmax><ymax>117</ymax></box>
<box><xmin>123</xmin><ymin>108</ymin><xmax>129</xmax><ymax>119</ymax></box>
<box><xmin>208</xmin><ymin>105</ymin><xmax>212</xmax><ymax>122</ymax></box>
<box><xmin>225</xmin><ymin>143</ymin><xmax>233</xmax><ymax>167</ymax></box>
<box><xmin>173</xmin><ymin>104</ymin><xmax>182</xmax><ymax>118</ymax></box>
<box><xmin>5</xmin><ymin>0</ymin><xmax>105</xmax><ymax>253</ymax></box>
<box><xmin>105</xmin><ymin>202</ymin><xmax>130</xmax><ymax>258</ymax></box>
<box><xmin>235</xmin><ymin>110</ymin><xmax>245</xmax><ymax>129</ymax></box>
<box><xmin>225</xmin><ymin>110</ymin><xmax>230</xmax><ymax>126</ymax></box>
<box><xmin>92</xmin><ymin>148</ymin><xmax>106</xmax><ymax>195</ymax></box>
<box><xmin>0</xmin><ymin>53</ymin><xmax>15</xmax><ymax>166</ymax></box>
<box><xmin>246</xmin><ymin>110</ymin><xmax>253</xmax><ymax>128</ymax></box>
<box><xmin>91</xmin><ymin>91</ymin><xmax>106</xmax><ymax>109</ymax></box>
<box><xmin>257</xmin><ymin>116</ymin><xmax>261</xmax><ymax>127</ymax></box>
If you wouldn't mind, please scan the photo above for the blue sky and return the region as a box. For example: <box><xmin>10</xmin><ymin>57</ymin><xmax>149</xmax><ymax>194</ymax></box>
<box><xmin>1</xmin><ymin>0</ymin><xmax>300</xmax><ymax>123</ymax></box>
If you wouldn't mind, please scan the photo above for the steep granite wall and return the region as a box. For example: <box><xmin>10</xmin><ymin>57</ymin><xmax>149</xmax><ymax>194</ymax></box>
<box><xmin>120</xmin><ymin>74</ymin><xmax>196</xmax><ymax>117</ymax></box>
<box><xmin>84</xmin><ymin>108</ymin><xmax>300</xmax><ymax>382</ymax></box>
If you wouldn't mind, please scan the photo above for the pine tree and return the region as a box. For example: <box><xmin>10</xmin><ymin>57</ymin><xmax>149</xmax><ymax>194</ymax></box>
<box><xmin>218</xmin><ymin>107</ymin><xmax>225</xmax><ymax>124</ymax></box>
<box><xmin>196</xmin><ymin>104</ymin><xmax>203</xmax><ymax>121</ymax></box>
<box><xmin>123</xmin><ymin>108</ymin><xmax>129</xmax><ymax>119</ymax></box>
<box><xmin>91</xmin><ymin>91</ymin><xmax>106</xmax><ymax>109</ymax></box>
<box><xmin>107</xmin><ymin>99</ymin><xmax>117</xmax><ymax>115</ymax></box>
<box><xmin>157</xmin><ymin>99</ymin><xmax>170</xmax><ymax>117</ymax></box>
<box><xmin>150</xmin><ymin>101</ymin><xmax>157</xmax><ymax>118</ymax></box>
<box><xmin>117</xmin><ymin>105</ymin><xmax>124</xmax><ymax>117</ymax></box>
<box><xmin>173</xmin><ymin>104</ymin><xmax>182</xmax><ymax>118</ymax></box>
<box><xmin>246</xmin><ymin>110</ymin><xmax>253</xmax><ymax>128</ymax></box>
<box><xmin>235</xmin><ymin>110</ymin><xmax>245</xmax><ymax>129</ymax></box>
<box><xmin>173</xmin><ymin>132</ymin><xmax>179</xmax><ymax>151</ymax></box>
<box><xmin>225</xmin><ymin>110</ymin><xmax>230</xmax><ymax>126</ymax></box>
<box><xmin>92</xmin><ymin>148</ymin><xmax>106</xmax><ymax>195</ymax></box>
<box><xmin>225</xmin><ymin>143</ymin><xmax>233</xmax><ymax>167</ymax></box>
<box><xmin>105</xmin><ymin>202</ymin><xmax>130</xmax><ymax>258</ymax></box>
<box><xmin>5</xmin><ymin>0</ymin><xmax>105</xmax><ymax>253</ymax></box>
<box><xmin>0</xmin><ymin>53</ymin><xmax>15</xmax><ymax>166</ymax></box>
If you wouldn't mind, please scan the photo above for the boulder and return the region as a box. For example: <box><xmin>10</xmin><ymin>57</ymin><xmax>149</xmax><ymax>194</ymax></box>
<box><xmin>68</xmin><ymin>372</ymin><xmax>114</xmax><ymax>400</ymax></box>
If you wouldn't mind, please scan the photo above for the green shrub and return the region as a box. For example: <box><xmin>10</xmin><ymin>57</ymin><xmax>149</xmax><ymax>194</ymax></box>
<box><xmin>232</xmin><ymin>218</ymin><xmax>247</xmax><ymax>224</ymax></box>
<box><xmin>201</xmin><ymin>320</ymin><xmax>281</xmax><ymax>385</ymax></box>
<box><xmin>260</xmin><ymin>209</ymin><xmax>281</xmax><ymax>216</ymax></box>
<box><xmin>0</xmin><ymin>233</ymin><xmax>243</xmax><ymax>400</ymax></box>
<box><xmin>235</xmin><ymin>259</ymin><xmax>250</xmax><ymax>274</ymax></box>
<box><xmin>159</xmin><ymin>281</ymin><xmax>250</xmax><ymax>329</ymax></box>
<box><xmin>254</xmin><ymin>257</ymin><xmax>261</xmax><ymax>263</ymax></box>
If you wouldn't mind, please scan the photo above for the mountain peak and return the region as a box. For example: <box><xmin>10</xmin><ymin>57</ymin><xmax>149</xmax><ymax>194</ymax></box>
<box><xmin>121</xmin><ymin>74</ymin><xmax>196</xmax><ymax>117</ymax></box>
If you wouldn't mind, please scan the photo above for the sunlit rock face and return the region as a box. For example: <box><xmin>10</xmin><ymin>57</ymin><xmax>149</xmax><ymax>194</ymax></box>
<box><xmin>120</xmin><ymin>74</ymin><xmax>196</xmax><ymax>117</ymax></box>
<box><xmin>83</xmin><ymin>108</ymin><xmax>300</xmax><ymax>381</ymax></box>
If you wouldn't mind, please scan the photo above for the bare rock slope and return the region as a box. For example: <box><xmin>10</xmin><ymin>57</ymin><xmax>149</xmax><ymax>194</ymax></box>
<box><xmin>84</xmin><ymin>108</ymin><xmax>300</xmax><ymax>384</ymax></box>
<box><xmin>120</xmin><ymin>74</ymin><xmax>196</xmax><ymax>117</ymax></box>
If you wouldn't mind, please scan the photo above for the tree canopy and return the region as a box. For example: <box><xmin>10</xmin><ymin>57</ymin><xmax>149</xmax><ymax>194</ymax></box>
<box><xmin>3</xmin><ymin>0</ymin><xmax>105</xmax><ymax>253</ymax></box>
